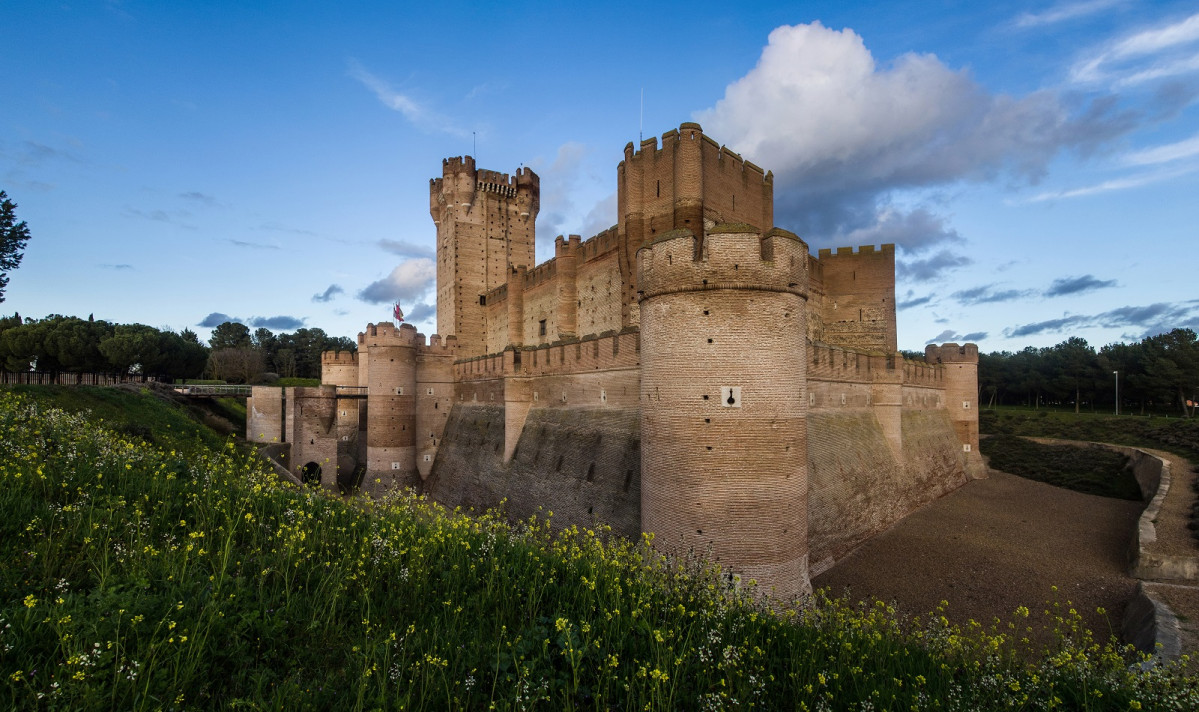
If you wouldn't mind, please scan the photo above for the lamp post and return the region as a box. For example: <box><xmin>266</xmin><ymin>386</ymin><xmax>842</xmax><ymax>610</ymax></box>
<box><xmin>1114</xmin><ymin>370</ymin><xmax>1119</xmax><ymax>416</ymax></box>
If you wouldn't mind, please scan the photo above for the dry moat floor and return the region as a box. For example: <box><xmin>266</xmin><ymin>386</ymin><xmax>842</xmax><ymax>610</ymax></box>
<box><xmin>813</xmin><ymin>469</ymin><xmax>1142</xmax><ymax>644</ymax></box>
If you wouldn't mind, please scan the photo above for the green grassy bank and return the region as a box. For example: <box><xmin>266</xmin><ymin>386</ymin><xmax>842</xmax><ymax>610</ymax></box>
<box><xmin>2</xmin><ymin>392</ymin><xmax>1197</xmax><ymax>709</ymax></box>
<box><xmin>979</xmin><ymin>435</ymin><xmax>1143</xmax><ymax>500</ymax></box>
<box><xmin>981</xmin><ymin>407</ymin><xmax>1199</xmax><ymax>462</ymax></box>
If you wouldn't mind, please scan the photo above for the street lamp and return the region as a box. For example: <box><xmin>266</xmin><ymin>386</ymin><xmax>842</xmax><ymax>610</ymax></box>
<box><xmin>1113</xmin><ymin>370</ymin><xmax>1119</xmax><ymax>416</ymax></box>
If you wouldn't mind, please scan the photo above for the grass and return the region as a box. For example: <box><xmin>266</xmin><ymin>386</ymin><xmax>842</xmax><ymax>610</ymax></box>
<box><xmin>981</xmin><ymin>407</ymin><xmax>1199</xmax><ymax>462</ymax></box>
<box><xmin>275</xmin><ymin>377</ymin><xmax>322</xmax><ymax>387</ymax></box>
<box><xmin>980</xmin><ymin>434</ymin><xmax>1143</xmax><ymax>500</ymax></box>
<box><xmin>0</xmin><ymin>384</ymin><xmax>227</xmax><ymax>452</ymax></box>
<box><xmin>3</xmin><ymin>392</ymin><xmax>1198</xmax><ymax>710</ymax></box>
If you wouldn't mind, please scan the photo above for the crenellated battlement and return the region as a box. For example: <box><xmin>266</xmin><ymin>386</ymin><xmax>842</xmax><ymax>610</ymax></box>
<box><xmin>635</xmin><ymin>225</ymin><xmax>808</xmax><ymax>302</ymax></box>
<box><xmin>321</xmin><ymin>350</ymin><xmax>358</xmax><ymax>366</ymax></box>
<box><xmin>580</xmin><ymin>226</ymin><xmax>620</xmax><ymax>261</ymax></box>
<box><xmin>925</xmin><ymin>342</ymin><xmax>979</xmax><ymax>364</ymax></box>
<box><xmin>620</xmin><ymin>123</ymin><xmax>772</xmax><ymax>186</ymax></box>
<box><xmin>421</xmin><ymin>333</ymin><xmax>458</xmax><ymax>356</ymax></box>
<box><xmin>817</xmin><ymin>244</ymin><xmax>896</xmax><ymax>259</ymax></box>
<box><xmin>358</xmin><ymin>321</ymin><xmax>422</xmax><ymax>349</ymax></box>
<box><xmin>523</xmin><ymin>257</ymin><xmax>558</xmax><ymax>290</ymax></box>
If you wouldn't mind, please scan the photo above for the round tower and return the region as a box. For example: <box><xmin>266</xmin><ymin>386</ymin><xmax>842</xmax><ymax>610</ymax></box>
<box><xmin>363</xmin><ymin>322</ymin><xmax>420</xmax><ymax>493</ymax></box>
<box><xmin>637</xmin><ymin>225</ymin><xmax>811</xmax><ymax>600</ymax></box>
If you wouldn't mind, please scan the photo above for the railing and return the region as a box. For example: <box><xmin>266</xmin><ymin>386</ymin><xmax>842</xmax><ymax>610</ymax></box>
<box><xmin>1</xmin><ymin>371</ymin><xmax>161</xmax><ymax>386</ymax></box>
<box><xmin>171</xmin><ymin>384</ymin><xmax>253</xmax><ymax>397</ymax></box>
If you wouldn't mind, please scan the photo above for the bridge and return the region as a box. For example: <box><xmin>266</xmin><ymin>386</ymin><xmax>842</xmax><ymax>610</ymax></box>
<box><xmin>171</xmin><ymin>385</ymin><xmax>369</xmax><ymax>398</ymax></box>
<box><xmin>172</xmin><ymin>384</ymin><xmax>253</xmax><ymax>397</ymax></box>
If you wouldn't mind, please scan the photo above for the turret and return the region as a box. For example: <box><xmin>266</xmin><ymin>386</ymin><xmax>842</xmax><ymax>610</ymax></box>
<box><xmin>637</xmin><ymin>224</ymin><xmax>812</xmax><ymax>600</ymax></box>
<box><xmin>616</xmin><ymin>123</ymin><xmax>776</xmax><ymax>329</ymax></box>
<box><xmin>925</xmin><ymin>343</ymin><xmax>985</xmax><ymax>479</ymax></box>
<box><xmin>362</xmin><ymin>322</ymin><xmax>421</xmax><ymax>493</ymax></box>
<box><xmin>431</xmin><ymin>157</ymin><xmax>540</xmax><ymax>357</ymax></box>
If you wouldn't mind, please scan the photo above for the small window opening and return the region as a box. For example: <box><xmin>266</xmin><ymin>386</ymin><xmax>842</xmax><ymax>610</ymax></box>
<box><xmin>539</xmin><ymin>319</ymin><xmax>547</xmax><ymax>336</ymax></box>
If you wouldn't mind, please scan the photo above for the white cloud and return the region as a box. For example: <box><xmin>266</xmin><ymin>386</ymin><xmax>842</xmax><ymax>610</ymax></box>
<box><xmin>357</xmin><ymin>258</ymin><xmax>436</xmax><ymax>305</ymax></box>
<box><xmin>1123</xmin><ymin>132</ymin><xmax>1199</xmax><ymax>165</ymax></box>
<box><xmin>1012</xmin><ymin>0</ymin><xmax>1123</xmax><ymax>29</ymax></box>
<box><xmin>1027</xmin><ymin>163</ymin><xmax>1197</xmax><ymax>201</ymax></box>
<box><xmin>531</xmin><ymin>141</ymin><xmax>594</xmax><ymax>252</ymax></box>
<box><xmin>347</xmin><ymin>59</ymin><xmax>467</xmax><ymax>137</ymax></box>
<box><xmin>694</xmin><ymin>22</ymin><xmax>1133</xmax><ymax>250</ymax></box>
<box><xmin>579</xmin><ymin>191</ymin><xmax>618</xmax><ymax>238</ymax></box>
<box><xmin>1070</xmin><ymin>12</ymin><xmax>1199</xmax><ymax>87</ymax></box>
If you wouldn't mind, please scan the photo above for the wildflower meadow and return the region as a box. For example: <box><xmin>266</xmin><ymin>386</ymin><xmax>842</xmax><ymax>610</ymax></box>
<box><xmin>1</xmin><ymin>391</ymin><xmax>1197</xmax><ymax>710</ymax></box>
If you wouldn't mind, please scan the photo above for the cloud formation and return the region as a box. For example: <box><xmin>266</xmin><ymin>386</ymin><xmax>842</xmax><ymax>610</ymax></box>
<box><xmin>123</xmin><ymin>206</ymin><xmax>194</xmax><ymax>228</ymax></box>
<box><xmin>896</xmin><ymin>251</ymin><xmax>972</xmax><ymax>282</ymax></box>
<box><xmin>1044</xmin><ymin>274</ymin><xmax>1117</xmax><ymax>296</ymax></box>
<box><xmin>695</xmin><ymin>22</ymin><xmax>1139</xmax><ymax>253</ymax></box>
<box><xmin>1012</xmin><ymin>0</ymin><xmax>1123</xmax><ymax>29</ymax></box>
<box><xmin>196</xmin><ymin>312</ymin><xmax>306</xmax><ymax>331</ymax></box>
<box><xmin>247</xmin><ymin>315</ymin><xmax>305</xmax><ymax>330</ymax></box>
<box><xmin>1004</xmin><ymin>301</ymin><xmax>1199</xmax><ymax>338</ymax></box>
<box><xmin>228</xmin><ymin>239</ymin><xmax>280</xmax><ymax>250</ymax></box>
<box><xmin>198</xmin><ymin>312</ymin><xmax>234</xmax><ymax>328</ymax></box>
<box><xmin>312</xmin><ymin>284</ymin><xmax>344</xmax><ymax>303</ymax></box>
<box><xmin>925</xmin><ymin>328</ymin><xmax>989</xmax><ymax>345</ymax></box>
<box><xmin>258</xmin><ymin>221</ymin><xmax>317</xmax><ymax>237</ymax></box>
<box><xmin>357</xmin><ymin>258</ymin><xmax>436</xmax><ymax>305</ymax></box>
<box><xmin>896</xmin><ymin>290</ymin><xmax>934</xmax><ymax>310</ymax></box>
<box><xmin>532</xmin><ymin>141</ymin><xmax>591</xmax><ymax>249</ymax></box>
<box><xmin>179</xmin><ymin>191</ymin><xmax>217</xmax><ymax>207</ymax></box>
<box><xmin>1070</xmin><ymin>12</ymin><xmax>1199</xmax><ymax>88</ymax></box>
<box><xmin>347</xmin><ymin>59</ymin><xmax>467</xmax><ymax>137</ymax></box>
<box><xmin>404</xmin><ymin>302</ymin><xmax>436</xmax><ymax>323</ymax></box>
<box><xmin>952</xmin><ymin>284</ymin><xmax>1034</xmax><ymax>305</ymax></box>
<box><xmin>378</xmin><ymin>239</ymin><xmax>435</xmax><ymax>259</ymax></box>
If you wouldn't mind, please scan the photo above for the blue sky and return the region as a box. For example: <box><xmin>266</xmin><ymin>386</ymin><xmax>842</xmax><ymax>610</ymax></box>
<box><xmin>3</xmin><ymin>0</ymin><xmax>1197</xmax><ymax>352</ymax></box>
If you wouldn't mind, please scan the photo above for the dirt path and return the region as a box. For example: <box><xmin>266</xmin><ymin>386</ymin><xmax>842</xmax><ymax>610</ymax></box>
<box><xmin>813</xmin><ymin>470</ymin><xmax>1142</xmax><ymax>644</ymax></box>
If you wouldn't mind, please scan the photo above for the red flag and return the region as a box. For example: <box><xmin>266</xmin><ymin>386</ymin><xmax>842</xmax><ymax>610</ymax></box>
<box><xmin>393</xmin><ymin>303</ymin><xmax>404</xmax><ymax>322</ymax></box>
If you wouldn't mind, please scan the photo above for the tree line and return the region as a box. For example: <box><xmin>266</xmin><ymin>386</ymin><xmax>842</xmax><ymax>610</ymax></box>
<box><xmin>978</xmin><ymin>328</ymin><xmax>1198</xmax><ymax>417</ymax></box>
<box><xmin>0</xmin><ymin>314</ymin><xmax>208</xmax><ymax>380</ymax></box>
<box><xmin>205</xmin><ymin>321</ymin><xmax>355</xmax><ymax>383</ymax></box>
<box><xmin>0</xmin><ymin>315</ymin><xmax>356</xmax><ymax>384</ymax></box>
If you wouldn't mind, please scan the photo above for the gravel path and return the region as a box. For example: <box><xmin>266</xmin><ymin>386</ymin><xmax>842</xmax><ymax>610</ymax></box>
<box><xmin>813</xmin><ymin>469</ymin><xmax>1142</xmax><ymax>644</ymax></box>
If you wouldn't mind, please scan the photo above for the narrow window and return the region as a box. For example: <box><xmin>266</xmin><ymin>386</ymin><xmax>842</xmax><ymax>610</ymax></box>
<box><xmin>539</xmin><ymin>319</ymin><xmax>547</xmax><ymax>336</ymax></box>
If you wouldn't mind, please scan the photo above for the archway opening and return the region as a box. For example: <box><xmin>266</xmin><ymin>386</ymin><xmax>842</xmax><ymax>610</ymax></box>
<box><xmin>302</xmin><ymin>461</ymin><xmax>322</xmax><ymax>486</ymax></box>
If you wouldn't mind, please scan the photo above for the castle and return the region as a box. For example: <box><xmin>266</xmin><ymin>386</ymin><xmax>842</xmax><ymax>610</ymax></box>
<box><xmin>246</xmin><ymin>122</ymin><xmax>984</xmax><ymax>599</ymax></box>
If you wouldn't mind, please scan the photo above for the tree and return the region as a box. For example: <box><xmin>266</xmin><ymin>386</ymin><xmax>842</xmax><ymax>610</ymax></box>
<box><xmin>99</xmin><ymin>324</ymin><xmax>167</xmax><ymax>375</ymax></box>
<box><xmin>0</xmin><ymin>191</ymin><xmax>32</xmax><ymax>303</ymax></box>
<box><xmin>208</xmin><ymin>321</ymin><xmax>251</xmax><ymax>350</ymax></box>
<box><xmin>1049</xmin><ymin>337</ymin><xmax>1096</xmax><ymax>414</ymax></box>
<box><xmin>158</xmin><ymin>329</ymin><xmax>210</xmax><ymax>380</ymax></box>
<box><xmin>207</xmin><ymin>347</ymin><xmax>265</xmax><ymax>384</ymax></box>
